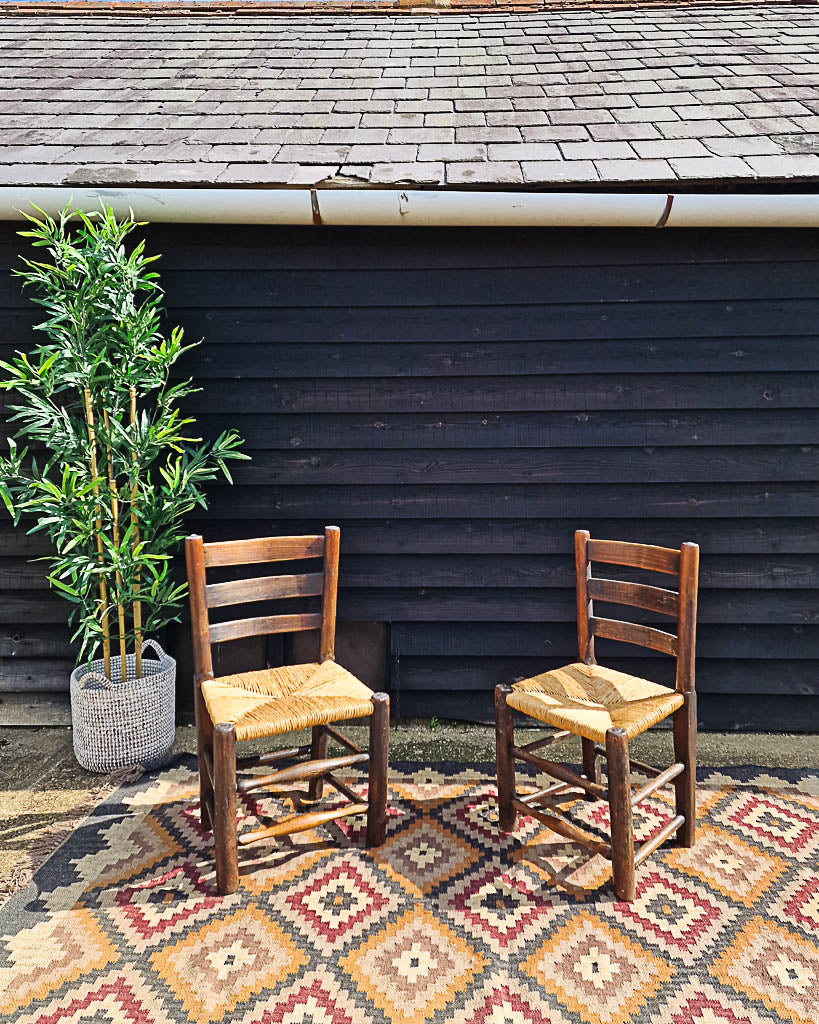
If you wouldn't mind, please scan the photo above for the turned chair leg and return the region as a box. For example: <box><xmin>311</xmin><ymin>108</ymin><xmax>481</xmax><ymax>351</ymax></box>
<box><xmin>195</xmin><ymin>689</ymin><xmax>214</xmax><ymax>831</ymax></box>
<box><xmin>308</xmin><ymin>725</ymin><xmax>328</xmax><ymax>801</ymax></box>
<box><xmin>495</xmin><ymin>684</ymin><xmax>517</xmax><ymax>832</ymax></box>
<box><xmin>606</xmin><ymin>727</ymin><xmax>636</xmax><ymax>901</ymax></box>
<box><xmin>213</xmin><ymin>722</ymin><xmax>239</xmax><ymax>896</ymax></box>
<box><xmin>582</xmin><ymin>737</ymin><xmax>601</xmax><ymax>801</ymax></box>
<box><xmin>673</xmin><ymin>690</ymin><xmax>697</xmax><ymax>847</ymax></box>
<box><xmin>366</xmin><ymin>693</ymin><xmax>389</xmax><ymax>847</ymax></box>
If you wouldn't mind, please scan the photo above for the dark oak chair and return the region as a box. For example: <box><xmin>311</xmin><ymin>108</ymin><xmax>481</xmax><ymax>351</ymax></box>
<box><xmin>495</xmin><ymin>531</ymin><xmax>699</xmax><ymax>901</ymax></box>
<box><xmin>185</xmin><ymin>526</ymin><xmax>389</xmax><ymax>895</ymax></box>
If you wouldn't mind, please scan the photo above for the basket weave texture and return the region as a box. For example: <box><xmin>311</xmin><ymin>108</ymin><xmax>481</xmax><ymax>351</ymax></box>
<box><xmin>70</xmin><ymin>639</ymin><xmax>176</xmax><ymax>773</ymax></box>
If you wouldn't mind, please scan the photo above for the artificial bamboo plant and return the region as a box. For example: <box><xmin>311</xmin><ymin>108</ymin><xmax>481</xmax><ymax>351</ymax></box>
<box><xmin>0</xmin><ymin>205</ymin><xmax>247</xmax><ymax>682</ymax></box>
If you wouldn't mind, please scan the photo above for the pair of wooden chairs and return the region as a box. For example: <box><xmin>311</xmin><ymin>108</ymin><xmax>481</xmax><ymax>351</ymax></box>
<box><xmin>186</xmin><ymin>527</ymin><xmax>698</xmax><ymax>901</ymax></box>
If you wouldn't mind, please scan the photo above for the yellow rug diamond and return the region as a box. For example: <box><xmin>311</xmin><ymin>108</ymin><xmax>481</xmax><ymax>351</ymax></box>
<box><xmin>521</xmin><ymin>910</ymin><xmax>674</xmax><ymax>1024</ymax></box>
<box><xmin>340</xmin><ymin>904</ymin><xmax>488</xmax><ymax>1023</ymax></box>
<box><xmin>710</xmin><ymin>916</ymin><xmax>819</xmax><ymax>1024</ymax></box>
<box><xmin>0</xmin><ymin>908</ymin><xmax>117</xmax><ymax>1016</ymax></box>
<box><xmin>665</xmin><ymin>824</ymin><xmax>788</xmax><ymax>907</ymax></box>
<box><xmin>150</xmin><ymin>903</ymin><xmax>308</xmax><ymax>1022</ymax></box>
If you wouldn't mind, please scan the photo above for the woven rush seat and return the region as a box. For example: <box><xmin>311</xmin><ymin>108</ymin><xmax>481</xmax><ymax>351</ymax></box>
<box><xmin>507</xmin><ymin>662</ymin><xmax>684</xmax><ymax>744</ymax></box>
<box><xmin>202</xmin><ymin>659</ymin><xmax>375</xmax><ymax>742</ymax></box>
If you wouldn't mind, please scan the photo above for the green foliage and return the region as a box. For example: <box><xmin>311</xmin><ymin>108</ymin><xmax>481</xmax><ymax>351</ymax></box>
<box><xmin>0</xmin><ymin>204</ymin><xmax>248</xmax><ymax>669</ymax></box>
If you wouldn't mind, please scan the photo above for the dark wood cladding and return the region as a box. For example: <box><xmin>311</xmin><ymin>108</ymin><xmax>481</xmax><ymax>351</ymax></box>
<box><xmin>0</xmin><ymin>223</ymin><xmax>817</xmax><ymax>729</ymax></box>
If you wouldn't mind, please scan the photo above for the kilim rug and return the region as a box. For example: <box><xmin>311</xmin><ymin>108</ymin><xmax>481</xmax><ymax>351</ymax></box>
<box><xmin>1</xmin><ymin>758</ymin><xmax>817</xmax><ymax>1024</ymax></box>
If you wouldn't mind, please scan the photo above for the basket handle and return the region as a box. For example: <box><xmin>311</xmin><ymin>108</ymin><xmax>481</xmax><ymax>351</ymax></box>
<box><xmin>141</xmin><ymin>638</ymin><xmax>168</xmax><ymax>664</ymax></box>
<box><xmin>77</xmin><ymin>669</ymin><xmax>115</xmax><ymax>691</ymax></box>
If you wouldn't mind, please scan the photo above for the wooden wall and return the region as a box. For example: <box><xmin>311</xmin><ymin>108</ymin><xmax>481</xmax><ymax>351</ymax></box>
<box><xmin>0</xmin><ymin>222</ymin><xmax>817</xmax><ymax>729</ymax></box>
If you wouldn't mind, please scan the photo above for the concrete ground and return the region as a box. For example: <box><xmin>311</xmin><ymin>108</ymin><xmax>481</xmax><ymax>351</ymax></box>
<box><xmin>2</xmin><ymin>722</ymin><xmax>817</xmax><ymax>900</ymax></box>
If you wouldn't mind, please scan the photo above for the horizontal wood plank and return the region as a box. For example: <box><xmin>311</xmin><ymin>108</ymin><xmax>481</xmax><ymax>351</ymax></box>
<box><xmin>209</xmin><ymin>612</ymin><xmax>322</xmax><ymax>644</ymax></box>
<box><xmin>205</xmin><ymin>572</ymin><xmax>324</xmax><ymax>608</ymax></box>
<box><xmin>590</xmin><ymin>616</ymin><xmax>678</xmax><ymax>655</ymax></box>
<box><xmin>396</xmin><ymin>657</ymin><xmax>819</xmax><ymax>696</ymax></box>
<box><xmin>391</xmin><ymin>622</ymin><xmax>819</xmax><ymax>660</ymax></box>
<box><xmin>103</xmin><ymin>373</ymin><xmax>819</xmax><ymax>414</ymax></box>
<box><xmin>1</xmin><ymin>517</ymin><xmax>817</xmax><ymax>558</ymax></box>
<box><xmin>588</xmin><ymin>578</ymin><xmax>679</xmax><ymax>616</ymax></box>
<box><xmin>185</xmin><ymin>410</ymin><xmax>819</xmax><ymax>450</ymax></box>
<box><xmin>588</xmin><ymin>539</ymin><xmax>680</xmax><ymax>575</ymax></box>
<box><xmin>203</xmin><ymin>534</ymin><xmax>324</xmax><ymax>567</ymax></box>
<box><xmin>203</xmin><ymin>446</ymin><xmax>819</xmax><ymax>486</ymax></box>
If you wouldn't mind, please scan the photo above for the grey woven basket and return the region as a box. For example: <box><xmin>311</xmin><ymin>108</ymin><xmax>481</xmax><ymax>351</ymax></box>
<box><xmin>70</xmin><ymin>639</ymin><xmax>176</xmax><ymax>773</ymax></box>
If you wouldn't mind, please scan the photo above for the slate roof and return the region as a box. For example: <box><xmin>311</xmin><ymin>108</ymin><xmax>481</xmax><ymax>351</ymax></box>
<box><xmin>1</xmin><ymin>6</ymin><xmax>819</xmax><ymax>189</ymax></box>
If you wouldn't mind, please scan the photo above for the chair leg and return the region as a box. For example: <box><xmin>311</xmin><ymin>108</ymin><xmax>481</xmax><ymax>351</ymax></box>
<box><xmin>606</xmin><ymin>727</ymin><xmax>635</xmax><ymax>901</ymax></box>
<box><xmin>195</xmin><ymin>686</ymin><xmax>214</xmax><ymax>831</ymax></box>
<box><xmin>673</xmin><ymin>690</ymin><xmax>697</xmax><ymax>847</ymax></box>
<box><xmin>582</xmin><ymin>737</ymin><xmax>601</xmax><ymax>801</ymax></box>
<box><xmin>308</xmin><ymin>726</ymin><xmax>328</xmax><ymax>801</ymax></box>
<box><xmin>495</xmin><ymin>684</ymin><xmax>517</xmax><ymax>832</ymax></box>
<box><xmin>366</xmin><ymin>693</ymin><xmax>390</xmax><ymax>847</ymax></box>
<box><xmin>213</xmin><ymin>722</ymin><xmax>239</xmax><ymax>896</ymax></box>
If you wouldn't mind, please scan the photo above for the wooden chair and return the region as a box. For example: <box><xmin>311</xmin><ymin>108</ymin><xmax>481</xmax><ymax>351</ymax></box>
<box><xmin>495</xmin><ymin>531</ymin><xmax>699</xmax><ymax>901</ymax></box>
<box><xmin>185</xmin><ymin>526</ymin><xmax>389</xmax><ymax>895</ymax></box>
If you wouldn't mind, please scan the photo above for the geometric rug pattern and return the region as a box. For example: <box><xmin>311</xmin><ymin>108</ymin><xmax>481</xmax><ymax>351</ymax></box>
<box><xmin>0</xmin><ymin>758</ymin><xmax>817</xmax><ymax>1024</ymax></box>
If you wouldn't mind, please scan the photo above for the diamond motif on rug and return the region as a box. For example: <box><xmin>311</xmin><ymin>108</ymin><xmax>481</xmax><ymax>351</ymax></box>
<box><xmin>440</xmin><ymin>784</ymin><xmax>542</xmax><ymax>850</ymax></box>
<box><xmin>664</xmin><ymin>825</ymin><xmax>788</xmax><ymax>907</ymax></box>
<box><xmin>455</xmin><ymin>972</ymin><xmax>573</xmax><ymax>1023</ymax></box>
<box><xmin>372</xmin><ymin>816</ymin><xmax>480</xmax><ymax>895</ymax></box>
<box><xmin>710</xmin><ymin>916</ymin><xmax>819</xmax><ymax>1024</ymax></box>
<box><xmin>232</xmin><ymin>967</ymin><xmax>372</xmax><ymax>1024</ymax></box>
<box><xmin>0</xmin><ymin>908</ymin><xmax>117</xmax><ymax>1016</ymax></box>
<box><xmin>150</xmin><ymin>903</ymin><xmax>308</xmax><ymax>1021</ymax></box>
<box><xmin>776</xmin><ymin>864</ymin><xmax>819</xmax><ymax>935</ymax></box>
<box><xmin>81</xmin><ymin>813</ymin><xmax>182</xmax><ymax>892</ymax></box>
<box><xmin>277</xmin><ymin>852</ymin><xmax>401</xmax><ymax>949</ymax></box>
<box><xmin>719</xmin><ymin>791</ymin><xmax>819</xmax><ymax>859</ymax></box>
<box><xmin>648</xmin><ymin>978</ymin><xmax>772</xmax><ymax>1024</ymax></box>
<box><xmin>598</xmin><ymin>864</ymin><xmax>740</xmax><ymax>960</ymax></box>
<box><xmin>340</xmin><ymin>905</ymin><xmax>489</xmax><ymax>1023</ymax></box>
<box><xmin>10</xmin><ymin>965</ymin><xmax>176</xmax><ymax>1024</ymax></box>
<box><xmin>439</xmin><ymin>861</ymin><xmax>563</xmax><ymax>954</ymax></box>
<box><xmin>521</xmin><ymin>910</ymin><xmax>674</xmax><ymax>1024</ymax></box>
<box><xmin>93</xmin><ymin>859</ymin><xmax>233</xmax><ymax>951</ymax></box>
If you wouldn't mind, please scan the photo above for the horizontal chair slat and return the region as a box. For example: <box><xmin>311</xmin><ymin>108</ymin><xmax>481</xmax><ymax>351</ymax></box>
<box><xmin>588</xmin><ymin>539</ymin><xmax>680</xmax><ymax>576</ymax></box>
<box><xmin>591</xmin><ymin>616</ymin><xmax>678</xmax><ymax>656</ymax></box>
<box><xmin>206</xmin><ymin>572</ymin><xmax>324</xmax><ymax>609</ymax></box>
<box><xmin>204</xmin><ymin>535</ymin><xmax>324</xmax><ymax>568</ymax></box>
<box><xmin>588</xmin><ymin>577</ymin><xmax>679</xmax><ymax>617</ymax></box>
<box><xmin>209</xmin><ymin>612</ymin><xmax>322</xmax><ymax>644</ymax></box>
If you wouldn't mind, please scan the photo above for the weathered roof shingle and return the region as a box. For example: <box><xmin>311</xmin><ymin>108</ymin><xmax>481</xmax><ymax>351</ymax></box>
<box><xmin>1</xmin><ymin>6</ymin><xmax>818</xmax><ymax>188</ymax></box>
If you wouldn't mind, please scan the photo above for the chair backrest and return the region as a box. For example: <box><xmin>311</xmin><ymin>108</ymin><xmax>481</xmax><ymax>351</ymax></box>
<box><xmin>573</xmin><ymin>530</ymin><xmax>699</xmax><ymax>693</ymax></box>
<box><xmin>185</xmin><ymin>527</ymin><xmax>340</xmax><ymax>685</ymax></box>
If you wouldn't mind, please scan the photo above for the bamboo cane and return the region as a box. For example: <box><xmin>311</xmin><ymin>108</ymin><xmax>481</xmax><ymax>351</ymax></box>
<box><xmin>103</xmin><ymin>409</ymin><xmax>128</xmax><ymax>683</ymax></box>
<box><xmin>129</xmin><ymin>387</ymin><xmax>142</xmax><ymax>678</ymax></box>
<box><xmin>83</xmin><ymin>389</ymin><xmax>111</xmax><ymax>679</ymax></box>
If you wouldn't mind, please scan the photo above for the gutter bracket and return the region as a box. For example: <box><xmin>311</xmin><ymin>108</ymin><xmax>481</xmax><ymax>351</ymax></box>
<box><xmin>310</xmin><ymin>188</ymin><xmax>322</xmax><ymax>226</ymax></box>
<box><xmin>655</xmin><ymin>194</ymin><xmax>674</xmax><ymax>228</ymax></box>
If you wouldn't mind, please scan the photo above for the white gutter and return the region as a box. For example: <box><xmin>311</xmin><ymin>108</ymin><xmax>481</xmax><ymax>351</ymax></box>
<box><xmin>0</xmin><ymin>187</ymin><xmax>818</xmax><ymax>228</ymax></box>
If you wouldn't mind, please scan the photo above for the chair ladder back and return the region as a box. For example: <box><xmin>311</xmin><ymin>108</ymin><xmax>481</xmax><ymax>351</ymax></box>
<box><xmin>184</xmin><ymin>527</ymin><xmax>340</xmax><ymax>662</ymax></box>
<box><xmin>575</xmin><ymin>531</ymin><xmax>699</xmax><ymax>687</ymax></box>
